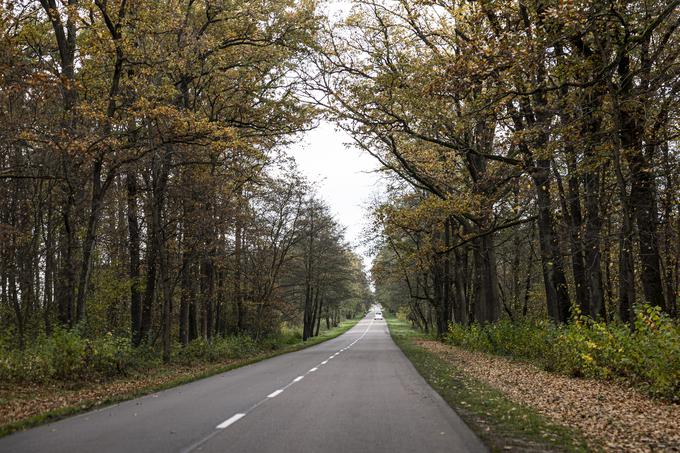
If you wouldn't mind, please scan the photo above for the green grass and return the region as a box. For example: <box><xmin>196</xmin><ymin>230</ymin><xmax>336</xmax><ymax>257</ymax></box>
<box><xmin>0</xmin><ymin>319</ymin><xmax>359</xmax><ymax>438</ymax></box>
<box><xmin>386</xmin><ymin>316</ymin><xmax>595</xmax><ymax>452</ymax></box>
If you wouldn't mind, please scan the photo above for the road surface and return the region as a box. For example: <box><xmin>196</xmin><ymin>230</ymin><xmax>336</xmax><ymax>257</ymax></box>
<box><xmin>0</xmin><ymin>315</ymin><xmax>486</xmax><ymax>453</ymax></box>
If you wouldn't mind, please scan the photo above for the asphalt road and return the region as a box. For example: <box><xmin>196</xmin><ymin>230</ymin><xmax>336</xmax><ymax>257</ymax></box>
<box><xmin>0</xmin><ymin>315</ymin><xmax>486</xmax><ymax>453</ymax></box>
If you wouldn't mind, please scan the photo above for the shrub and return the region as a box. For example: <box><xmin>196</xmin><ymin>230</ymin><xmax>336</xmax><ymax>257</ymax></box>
<box><xmin>396</xmin><ymin>306</ymin><xmax>410</xmax><ymax>322</ymax></box>
<box><xmin>225</xmin><ymin>335</ymin><xmax>260</xmax><ymax>358</ymax></box>
<box><xmin>87</xmin><ymin>334</ymin><xmax>136</xmax><ymax>378</ymax></box>
<box><xmin>0</xmin><ymin>330</ymin><xmax>143</xmax><ymax>383</ymax></box>
<box><xmin>0</xmin><ymin>327</ymin><xmax>306</xmax><ymax>385</ymax></box>
<box><xmin>175</xmin><ymin>338</ymin><xmax>213</xmax><ymax>364</ymax></box>
<box><xmin>0</xmin><ymin>348</ymin><xmax>53</xmax><ymax>384</ymax></box>
<box><xmin>445</xmin><ymin>305</ymin><xmax>680</xmax><ymax>401</ymax></box>
<box><xmin>174</xmin><ymin>335</ymin><xmax>262</xmax><ymax>365</ymax></box>
<box><xmin>49</xmin><ymin>329</ymin><xmax>87</xmax><ymax>380</ymax></box>
<box><xmin>277</xmin><ymin>325</ymin><xmax>304</xmax><ymax>346</ymax></box>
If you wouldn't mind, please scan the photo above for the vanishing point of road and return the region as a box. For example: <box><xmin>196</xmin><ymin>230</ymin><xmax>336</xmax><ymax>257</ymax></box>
<box><xmin>0</xmin><ymin>314</ymin><xmax>486</xmax><ymax>453</ymax></box>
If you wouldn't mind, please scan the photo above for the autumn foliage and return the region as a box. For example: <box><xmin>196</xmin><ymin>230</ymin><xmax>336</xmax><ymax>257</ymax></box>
<box><xmin>0</xmin><ymin>0</ymin><xmax>371</xmax><ymax>368</ymax></box>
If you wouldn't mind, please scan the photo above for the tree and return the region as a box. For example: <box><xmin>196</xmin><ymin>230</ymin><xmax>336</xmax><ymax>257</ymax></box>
<box><xmin>314</xmin><ymin>0</ymin><xmax>680</xmax><ymax>327</ymax></box>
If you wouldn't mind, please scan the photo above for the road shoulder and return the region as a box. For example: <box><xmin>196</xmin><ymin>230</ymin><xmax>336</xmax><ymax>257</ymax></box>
<box><xmin>386</xmin><ymin>317</ymin><xmax>593</xmax><ymax>452</ymax></box>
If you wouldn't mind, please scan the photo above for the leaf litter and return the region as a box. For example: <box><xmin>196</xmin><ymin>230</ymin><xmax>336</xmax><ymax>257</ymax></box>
<box><xmin>417</xmin><ymin>340</ymin><xmax>679</xmax><ymax>452</ymax></box>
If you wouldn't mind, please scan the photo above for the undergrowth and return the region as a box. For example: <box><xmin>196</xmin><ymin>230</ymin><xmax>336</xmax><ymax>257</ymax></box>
<box><xmin>0</xmin><ymin>324</ymin><xmax>330</xmax><ymax>384</ymax></box>
<box><xmin>445</xmin><ymin>305</ymin><xmax>679</xmax><ymax>401</ymax></box>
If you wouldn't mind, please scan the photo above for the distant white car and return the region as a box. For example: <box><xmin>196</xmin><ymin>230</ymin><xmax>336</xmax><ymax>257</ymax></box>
<box><xmin>374</xmin><ymin>312</ymin><xmax>383</xmax><ymax>320</ymax></box>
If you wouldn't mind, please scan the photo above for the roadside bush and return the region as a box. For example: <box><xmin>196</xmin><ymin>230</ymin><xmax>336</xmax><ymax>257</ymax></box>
<box><xmin>0</xmin><ymin>326</ymin><xmax>313</xmax><ymax>385</ymax></box>
<box><xmin>0</xmin><ymin>347</ymin><xmax>53</xmax><ymax>384</ymax></box>
<box><xmin>49</xmin><ymin>329</ymin><xmax>87</xmax><ymax>380</ymax></box>
<box><xmin>446</xmin><ymin>305</ymin><xmax>680</xmax><ymax>401</ymax></box>
<box><xmin>86</xmin><ymin>334</ymin><xmax>137</xmax><ymax>378</ymax></box>
<box><xmin>226</xmin><ymin>335</ymin><xmax>260</xmax><ymax>358</ymax></box>
<box><xmin>277</xmin><ymin>325</ymin><xmax>304</xmax><ymax>346</ymax></box>
<box><xmin>0</xmin><ymin>330</ymin><xmax>142</xmax><ymax>383</ymax></box>
<box><xmin>174</xmin><ymin>338</ymin><xmax>214</xmax><ymax>364</ymax></box>
<box><xmin>174</xmin><ymin>335</ymin><xmax>262</xmax><ymax>365</ymax></box>
<box><xmin>396</xmin><ymin>306</ymin><xmax>410</xmax><ymax>322</ymax></box>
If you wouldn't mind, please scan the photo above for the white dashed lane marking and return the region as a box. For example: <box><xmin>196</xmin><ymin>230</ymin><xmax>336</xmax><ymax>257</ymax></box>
<box><xmin>185</xmin><ymin>319</ymin><xmax>378</xmax><ymax>452</ymax></box>
<box><xmin>216</xmin><ymin>413</ymin><xmax>245</xmax><ymax>429</ymax></box>
<box><xmin>207</xmin><ymin>320</ymin><xmax>376</xmax><ymax>437</ymax></box>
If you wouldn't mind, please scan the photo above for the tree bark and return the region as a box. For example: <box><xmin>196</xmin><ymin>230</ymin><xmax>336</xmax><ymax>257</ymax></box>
<box><xmin>531</xmin><ymin>160</ymin><xmax>571</xmax><ymax>323</ymax></box>
<box><xmin>127</xmin><ymin>172</ymin><xmax>143</xmax><ymax>345</ymax></box>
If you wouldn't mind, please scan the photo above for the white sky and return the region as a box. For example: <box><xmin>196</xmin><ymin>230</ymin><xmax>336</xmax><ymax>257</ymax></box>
<box><xmin>285</xmin><ymin>1</ymin><xmax>386</xmax><ymax>272</ymax></box>
<box><xmin>287</xmin><ymin>121</ymin><xmax>384</xmax><ymax>269</ymax></box>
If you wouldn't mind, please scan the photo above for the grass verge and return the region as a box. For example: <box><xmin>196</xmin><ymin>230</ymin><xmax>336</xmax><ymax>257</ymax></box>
<box><xmin>386</xmin><ymin>316</ymin><xmax>594</xmax><ymax>452</ymax></box>
<box><xmin>0</xmin><ymin>319</ymin><xmax>358</xmax><ymax>438</ymax></box>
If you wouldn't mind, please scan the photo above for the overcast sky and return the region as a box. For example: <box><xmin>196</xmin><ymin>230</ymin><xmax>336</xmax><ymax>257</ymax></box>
<box><xmin>285</xmin><ymin>1</ymin><xmax>385</xmax><ymax>272</ymax></box>
<box><xmin>287</xmin><ymin>121</ymin><xmax>385</xmax><ymax>270</ymax></box>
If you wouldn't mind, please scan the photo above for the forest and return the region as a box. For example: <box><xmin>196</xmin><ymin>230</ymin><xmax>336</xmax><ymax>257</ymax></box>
<box><xmin>307</xmin><ymin>0</ymin><xmax>679</xmax><ymax>399</ymax></box>
<box><xmin>0</xmin><ymin>0</ymin><xmax>371</xmax><ymax>383</ymax></box>
<box><xmin>0</xmin><ymin>0</ymin><xmax>679</xmax><ymax>428</ymax></box>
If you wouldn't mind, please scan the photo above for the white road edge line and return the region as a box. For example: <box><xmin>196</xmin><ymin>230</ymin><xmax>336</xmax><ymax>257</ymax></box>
<box><xmin>267</xmin><ymin>389</ymin><xmax>283</xmax><ymax>398</ymax></box>
<box><xmin>216</xmin><ymin>413</ymin><xmax>245</xmax><ymax>429</ymax></box>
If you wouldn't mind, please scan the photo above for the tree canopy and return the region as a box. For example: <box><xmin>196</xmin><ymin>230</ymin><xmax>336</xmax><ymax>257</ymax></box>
<box><xmin>0</xmin><ymin>0</ymin><xmax>371</xmax><ymax>359</ymax></box>
<box><xmin>310</xmin><ymin>0</ymin><xmax>680</xmax><ymax>333</ymax></box>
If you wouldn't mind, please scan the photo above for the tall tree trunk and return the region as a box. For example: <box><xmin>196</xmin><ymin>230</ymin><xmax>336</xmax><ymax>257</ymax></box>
<box><xmin>150</xmin><ymin>148</ymin><xmax>172</xmax><ymax>362</ymax></box>
<box><xmin>612</xmin><ymin>145</ymin><xmax>636</xmax><ymax>324</ymax></box>
<box><xmin>452</xmin><ymin>245</ymin><xmax>469</xmax><ymax>325</ymax></box>
<box><xmin>202</xmin><ymin>256</ymin><xmax>214</xmax><ymax>341</ymax></box>
<box><xmin>57</xmin><ymin>197</ymin><xmax>76</xmax><ymax>327</ymax></box>
<box><xmin>312</xmin><ymin>286</ymin><xmax>321</xmax><ymax>338</ymax></box>
<box><xmin>581</xmin><ymin>88</ymin><xmax>606</xmax><ymax>319</ymax></box>
<box><xmin>141</xmin><ymin>215</ymin><xmax>156</xmax><ymax>344</ymax></box>
<box><xmin>628</xmin><ymin>149</ymin><xmax>665</xmax><ymax>309</ymax></box>
<box><xmin>43</xmin><ymin>202</ymin><xmax>55</xmax><ymax>336</ymax></box>
<box><xmin>41</xmin><ymin>0</ymin><xmax>79</xmax><ymax>329</ymax></box>
<box><xmin>316</xmin><ymin>293</ymin><xmax>323</xmax><ymax>337</ymax></box>
<box><xmin>471</xmin><ymin>234</ymin><xmax>500</xmax><ymax>324</ymax></box>
<box><xmin>179</xmin><ymin>254</ymin><xmax>191</xmax><ymax>346</ymax></box>
<box><xmin>127</xmin><ymin>172</ymin><xmax>143</xmax><ymax>346</ymax></box>
<box><xmin>74</xmin><ymin>161</ymin><xmax>109</xmax><ymax>324</ymax></box>
<box><xmin>583</xmin><ymin>167</ymin><xmax>605</xmax><ymax>318</ymax></box>
<box><xmin>189</xmin><ymin>274</ymin><xmax>199</xmax><ymax>341</ymax></box>
<box><xmin>159</xmin><ymin>238</ymin><xmax>172</xmax><ymax>362</ymax></box>
<box><xmin>140</xmin><ymin>148</ymin><xmax>171</xmax><ymax>344</ymax></box>
<box><xmin>563</xmin><ymin>155</ymin><xmax>589</xmax><ymax>314</ymax></box>
<box><xmin>464</xmin><ymin>125</ymin><xmax>500</xmax><ymax>324</ymax></box>
<box><xmin>9</xmin><ymin>265</ymin><xmax>24</xmax><ymax>349</ymax></box>
<box><xmin>442</xmin><ymin>219</ymin><xmax>452</xmax><ymax>331</ymax></box>
<box><xmin>234</xmin><ymin>217</ymin><xmax>244</xmax><ymax>332</ymax></box>
<box><xmin>618</xmin><ymin>51</ymin><xmax>665</xmax><ymax>311</ymax></box>
<box><xmin>531</xmin><ymin>160</ymin><xmax>571</xmax><ymax>323</ymax></box>
<box><xmin>302</xmin><ymin>280</ymin><xmax>312</xmax><ymax>341</ymax></box>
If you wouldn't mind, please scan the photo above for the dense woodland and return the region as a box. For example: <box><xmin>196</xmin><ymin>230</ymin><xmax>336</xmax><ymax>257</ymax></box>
<box><xmin>1</xmin><ymin>0</ymin><xmax>679</xmax><ymax>398</ymax></box>
<box><xmin>0</xmin><ymin>0</ymin><xmax>371</xmax><ymax>364</ymax></box>
<box><xmin>306</xmin><ymin>0</ymin><xmax>680</xmax><ymax>335</ymax></box>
